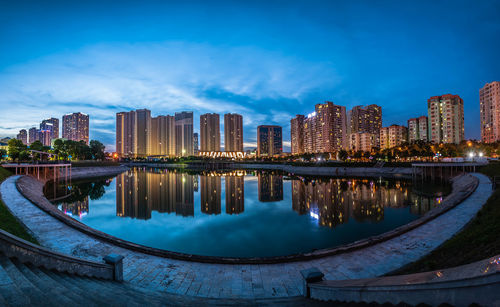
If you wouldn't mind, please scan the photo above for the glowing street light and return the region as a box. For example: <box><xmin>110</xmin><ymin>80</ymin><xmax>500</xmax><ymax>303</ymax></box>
<box><xmin>479</xmin><ymin>152</ymin><xmax>484</xmax><ymax>157</ymax></box>
<box><xmin>468</xmin><ymin>152</ymin><xmax>474</xmax><ymax>158</ymax></box>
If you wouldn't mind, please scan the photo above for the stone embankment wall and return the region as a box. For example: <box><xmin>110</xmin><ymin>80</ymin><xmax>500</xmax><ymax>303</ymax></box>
<box><xmin>67</xmin><ymin>166</ymin><xmax>129</xmax><ymax>180</ymax></box>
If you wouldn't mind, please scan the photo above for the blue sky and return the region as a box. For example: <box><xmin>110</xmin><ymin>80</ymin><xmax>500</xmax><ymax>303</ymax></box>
<box><xmin>1</xmin><ymin>0</ymin><xmax>499</xmax><ymax>151</ymax></box>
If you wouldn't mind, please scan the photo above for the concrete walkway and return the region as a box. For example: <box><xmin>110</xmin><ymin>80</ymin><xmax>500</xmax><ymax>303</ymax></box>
<box><xmin>0</xmin><ymin>174</ymin><xmax>492</xmax><ymax>299</ymax></box>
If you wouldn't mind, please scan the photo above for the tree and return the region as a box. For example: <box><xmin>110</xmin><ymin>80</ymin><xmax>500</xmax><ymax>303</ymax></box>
<box><xmin>0</xmin><ymin>148</ymin><xmax>7</xmax><ymax>160</ymax></box>
<box><xmin>338</xmin><ymin>150</ymin><xmax>348</xmax><ymax>161</ymax></box>
<box><xmin>89</xmin><ymin>140</ymin><xmax>106</xmax><ymax>160</ymax></box>
<box><xmin>7</xmin><ymin>139</ymin><xmax>27</xmax><ymax>162</ymax></box>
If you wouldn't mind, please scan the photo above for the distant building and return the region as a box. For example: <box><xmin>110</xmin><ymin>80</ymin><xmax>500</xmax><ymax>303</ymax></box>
<box><xmin>224</xmin><ymin>113</ymin><xmax>243</xmax><ymax>152</ymax></box>
<box><xmin>200</xmin><ymin>113</ymin><xmax>220</xmax><ymax>152</ymax></box>
<box><xmin>407</xmin><ymin>116</ymin><xmax>428</xmax><ymax>143</ymax></box>
<box><xmin>38</xmin><ymin>130</ymin><xmax>52</xmax><ymax>147</ymax></box>
<box><xmin>290</xmin><ymin>114</ymin><xmax>305</xmax><ymax>155</ymax></box>
<box><xmin>480</xmin><ymin>81</ymin><xmax>500</xmax><ymax>143</ymax></box>
<box><xmin>257</xmin><ymin>125</ymin><xmax>282</xmax><ymax>157</ymax></box>
<box><xmin>62</xmin><ymin>112</ymin><xmax>89</xmax><ymax>144</ymax></box>
<box><xmin>350</xmin><ymin>132</ymin><xmax>377</xmax><ymax>152</ymax></box>
<box><xmin>40</xmin><ymin>117</ymin><xmax>59</xmax><ymax>141</ymax></box>
<box><xmin>28</xmin><ymin>127</ymin><xmax>38</xmax><ymax>145</ymax></box>
<box><xmin>380</xmin><ymin>125</ymin><xmax>408</xmax><ymax>149</ymax></box>
<box><xmin>427</xmin><ymin>94</ymin><xmax>464</xmax><ymax>144</ymax></box>
<box><xmin>175</xmin><ymin>112</ymin><xmax>194</xmax><ymax>156</ymax></box>
<box><xmin>348</xmin><ymin>104</ymin><xmax>382</xmax><ymax>146</ymax></box>
<box><xmin>16</xmin><ymin>129</ymin><xmax>27</xmax><ymax>145</ymax></box>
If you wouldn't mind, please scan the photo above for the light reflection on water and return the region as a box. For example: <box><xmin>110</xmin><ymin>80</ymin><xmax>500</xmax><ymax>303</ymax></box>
<box><xmin>46</xmin><ymin>168</ymin><xmax>448</xmax><ymax>257</ymax></box>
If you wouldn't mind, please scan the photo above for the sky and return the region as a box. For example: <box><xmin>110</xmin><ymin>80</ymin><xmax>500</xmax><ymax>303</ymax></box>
<box><xmin>0</xmin><ymin>0</ymin><xmax>499</xmax><ymax>151</ymax></box>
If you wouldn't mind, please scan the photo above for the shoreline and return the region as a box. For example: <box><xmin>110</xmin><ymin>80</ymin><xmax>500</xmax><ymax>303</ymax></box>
<box><xmin>24</xmin><ymin>167</ymin><xmax>478</xmax><ymax>264</ymax></box>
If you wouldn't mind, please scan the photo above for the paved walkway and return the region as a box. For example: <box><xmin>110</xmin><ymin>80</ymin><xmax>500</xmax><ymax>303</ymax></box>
<box><xmin>0</xmin><ymin>174</ymin><xmax>492</xmax><ymax>299</ymax></box>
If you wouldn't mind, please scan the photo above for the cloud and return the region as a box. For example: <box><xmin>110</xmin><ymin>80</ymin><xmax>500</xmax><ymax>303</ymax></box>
<box><xmin>0</xmin><ymin>42</ymin><xmax>338</xmax><ymax>151</ymax></box>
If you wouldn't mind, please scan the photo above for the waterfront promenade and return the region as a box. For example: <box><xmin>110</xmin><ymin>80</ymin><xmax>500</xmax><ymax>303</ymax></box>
<box><xmin>0</xmin><ymin>171</ymin><xmax>492</xmax><ymax>299</ymax></box>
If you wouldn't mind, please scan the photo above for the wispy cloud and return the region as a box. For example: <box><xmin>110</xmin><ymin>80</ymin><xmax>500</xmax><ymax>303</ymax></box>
<box><xmin>0</xmin><ymin>42</ymin><xmax>339</xmax><ymax>150</ymax></box>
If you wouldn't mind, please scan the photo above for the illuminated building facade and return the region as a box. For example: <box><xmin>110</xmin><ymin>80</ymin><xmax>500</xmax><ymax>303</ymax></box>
<box><xmin>348</xmin><ymin>104</ymin><xmax>382</xmax><ymax>146</ymax></box>
<box><xmin>427</xmin><ymin>94</ymin><xmax>464</xmax><ymax>144</ymax></box>
<box><xmin>200</xmin><ymin>113</ymin><xmax>220</xmax><ymax>152</ymax></box>
<box><xmin>62</xmin><ymin>112</ymin><xmax>89</xmax><ymax>144</ymax></box>
<box><xmin>224</xmin><ymin>113</ymin><xmax>243</xmax><ymax>152</ymax></box>
<box><xmin>380</xmin><ymin>125</ymin><xmax>408</xmax><ymax>149</ymax></box>
<box><xmin>349</xmin><ymin>132</ymin><xmax>377</xmax><ymax>152</ymax></box>
<box><xmin>290</xmin><ymin>114</ymin><xmax>305</xmax><ymax>155</ymax></box>
<box><xmin>40</xmin><ymin>117</ymin><xmax>59</xmax><ymax>141</ymax></box>
<box><xmin>116</xmin><ymin>109</ymin><xmax>151</xmax><ymax>157</ymax></box>
<box><xmin>257</xmin><ymin>125</ymin><xmax>282</xmax><ymax>157</ymax></box>
<box><xmin>407</xmin><ymin>116</ymin><xmax>428</xmax><ymax>143</ymax></box>
<box><xmin>175</xmin><ymin>111</ymin><xmax>194</xmax><ymax>156</ymax></box>
<box><xmin>480</xmin><ymin>81</ymin><xmax>500</xmax><ymax>143</ymax></box>
<box><xmin>150</xmin><ymin>115</ymin><xmax>176</xmax><ymax>156</ymax></box>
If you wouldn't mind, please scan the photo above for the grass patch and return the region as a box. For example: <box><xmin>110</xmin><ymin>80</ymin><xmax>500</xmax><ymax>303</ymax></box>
<box><xmin>0</xmin><ymin>167</ymin><xmax>39</xmax><ymax>244</ymax></box>
<box><xmin>392</xmin><ymin>162</ymin><xmax>500</xmax><ymax>274</ymax></box>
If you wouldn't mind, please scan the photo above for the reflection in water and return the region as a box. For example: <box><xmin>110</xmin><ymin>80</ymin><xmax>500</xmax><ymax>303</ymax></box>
<box><xmin>226</xmin><ymin>175</ymin><xmax>244</xmax><ymax>214</ymax></box>
<box><xmin>291</xmin><ymin>178</ymin><xmax>438</xmax><ymax>227</ymax></box>
<box><xmin>258</xmin><ymin>173</ymin><xmax>283</xmax><ymax>202</ymax></box>
<box><xmin>200</xmin><ymin>175</ymin><xmax>221</xmax><ymax>214</ymax></box>
<box><xmin>54</xmin><ymin>169</ymin><xmax>441</xmax><ymax>227</ymax></box>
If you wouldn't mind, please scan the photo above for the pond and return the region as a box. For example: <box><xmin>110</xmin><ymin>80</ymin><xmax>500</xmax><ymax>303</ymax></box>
<box><xmin>44</xmin><ymin>168</ymin><xmax>449</xmax><ymax>258</ymax></box>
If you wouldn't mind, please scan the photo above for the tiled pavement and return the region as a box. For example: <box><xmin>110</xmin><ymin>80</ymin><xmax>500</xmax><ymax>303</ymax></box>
<box><xmin>0</xmin><ymin>174</ymin><xmax>492</xmax><ymax>299</ymax></box>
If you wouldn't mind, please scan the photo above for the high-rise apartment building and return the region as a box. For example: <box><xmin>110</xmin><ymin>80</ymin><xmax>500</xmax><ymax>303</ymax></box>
<box><xmin>224</xmin><ymin>113</ymin><xmax>243</xmax><ymax>152</ymax></box>
<box><xmin>257</xmin><ymin>125</ymin><xmax>282</xmax><ymax>157</ymax></box>
<box><xmin>292</xmin><ymin>102</ymin><xmax>347</xmax><ymax>155</ymax></box>
<box><xmin>291</xmin><ymin>115</ymin><xmax>305</xmax><ymax>155</ymax></box>
<box><xmin>38</xmin><ymin>130</ymin><xmax>52</xmax><ymax>146</ymax></box>
<box><xmin>480</xmin><ymin>81</ymin><xmax>500</xmax><ymax>143</ymax></box>
<box><xmin>175</xmin><ymin>112</ymin><xmax>194</xmax><ymax>156</ymax></box>
<box><xmin>380</xmin><ymin>125</ymin><xmax>408</xmax><ymax>149</ymax></box>
<box><xmin>116</xmin><ymin>109</ymin><xmax>153</xmax><ymax>158</ymax></box>
<box><xmin>16</xmin><ymin>129</ymin><xmax>27</xmax><ymax>145</ymax></box>
<box><xmin>427</xmin><ymin>94</ymin><xmax>464</xmax><ymax>144</ymax></box>
<box><xmin>348</xmin><ymin>104</ymin><xmax>382</xmax><ymax>146</ymax></box>
<box><xmin>200</xmin><ymin>113</ymin><xmax>220</xmax><ymax>152</ymax></box>
<box><xmin>349</xmin><ymin>132</ymin><xmax>377</xmax><ymax>152</ymax></box>
<box><xmin>62</xmin><ymin>112</ymin><xmax>89</xmax><ymax>144</ymax></box>
<box><xmin>40</xmin><ymin>117</ymin><xmax>59</xmax><ymax>141</ymax></box>
<box><xmin>314</xmin><ymin>102</ymin><xmax>347</xmax><ymax>152</ymax></box>
<box><xmin>28</xmin><ymin>127</ymin><xmax>38</xmax><ymax>145</ymax></box>
<box><xmin>150</xmin><ymin>115</ymin><xmax>175</xmax><ymax>156</ymax></box>
<box><xmin>407</xmin><ymin>116</ymin><xmax>428</xmax><ymax>143</ymax></box>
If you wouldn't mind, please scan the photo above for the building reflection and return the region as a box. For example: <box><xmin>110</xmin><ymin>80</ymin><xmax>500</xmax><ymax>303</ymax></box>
<box><xmin>258</xmin><ymin>172</ymin><xmax>283</xmax><ymax>202</ymax></box>
<box><xmin>60</xmin><ymin>198</ymin><xmax>89</xmax><ymax>218</ymax></box>
<box><xmin>225</xmin><ymin>175</ymin><xmax>244</xmax><ymax>214</ymax></box>
<box><xmin>200</xmin><ymin>175</ymin><xmax>221</xmax><ymax>214</ymax></box>
<box><xmin>116</xmin><ymin>169</ymin><xmax>195</xmax><ymax>219</ymax></box>
<box><xmin>291</xmin><ymin>178</ymin><xmax>435</xmax><ymax>228</ymax></box>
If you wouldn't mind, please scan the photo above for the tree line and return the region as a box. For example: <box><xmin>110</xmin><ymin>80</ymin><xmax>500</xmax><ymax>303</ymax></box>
<box><xmin>3</xmin><ymin>139</ymin><xmax>106</xmax><ymax>162</ymax></box>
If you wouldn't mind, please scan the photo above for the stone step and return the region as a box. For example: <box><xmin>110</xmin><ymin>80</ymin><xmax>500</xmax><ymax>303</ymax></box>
<box><xmin>14</xmin><ymin>260</ymin><xmax>76</xmax><ymax>307</ymax></box>
<box><xmin>41</xmin><ymin>269</ymin><xmax>103</xmax><ymax>307</ymax></box>
<box><xmin>0</xmin><ymin>254</ymin><xmax>34</xmax><ymax>306</ymax></box>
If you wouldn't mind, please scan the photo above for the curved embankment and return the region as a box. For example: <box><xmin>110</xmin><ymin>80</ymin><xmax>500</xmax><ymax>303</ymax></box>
<box><xmin>20</xmin><ymin>171</ymin><xmax>475</xmax><ymax>264</ymax></box>
<box><xmin>1</xmin><ymin>172</ymin><xmax>492</xmax><ymax>299</ymax></box>
<box><xmin>66</xmin><ymin>165</ymin><xmax>130</xmax><ymax>180</ymax></box>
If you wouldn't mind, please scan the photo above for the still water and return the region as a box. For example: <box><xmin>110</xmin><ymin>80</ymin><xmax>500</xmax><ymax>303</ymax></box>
<box><xmin>45</xmin><ymin>168</ymin><xmax>449</xmax><ymax>257</ymax></box>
